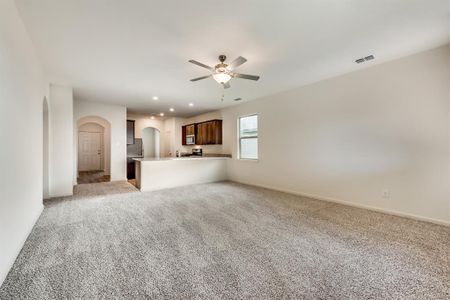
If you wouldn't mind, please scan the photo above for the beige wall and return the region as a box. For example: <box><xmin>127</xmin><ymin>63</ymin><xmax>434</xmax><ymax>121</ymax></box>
<box><xmin>127</xmin><ymin>113</ymin><xmax>168</xmax><ymax>156</ymax></box>
<box><xmin>218</xmin><ymin>44</ymin><xmax>450</xmax><ymax>224</ymax></box>
<box><xmin>142</xmin><ymin>127</ymin><xmax>160</xmax><ymax>158</ymax></box>
<box><xmin>163</xmin><ymin>117</ymin><xmax>185</xmax><ymax>157</ymax></box>
<box><xmin>127</xmin><ymin>114</ymin><xmax>165</xmax><ymax>139</ymax></box>
<box><xmin>0</xmin><ymin>0</ymin><xmax>47</xmax><ymax>285</ymax></box>
<box><xmin>50</xmin><ymin>84</ymin><xmax>74</xmax><ymax>196</ymax></box>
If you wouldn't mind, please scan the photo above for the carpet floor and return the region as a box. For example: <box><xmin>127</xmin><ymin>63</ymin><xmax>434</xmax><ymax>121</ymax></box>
<box><xmin>0</xmin><ymin>181</ymin><xmax>449</xmax><ymax>299</ymax></box>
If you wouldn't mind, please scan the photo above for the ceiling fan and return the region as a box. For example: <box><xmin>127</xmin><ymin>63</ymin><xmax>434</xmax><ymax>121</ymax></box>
<box><xmin>189</xmin><ymin>55</ymin><xmax>260</xmax><ymax>89</ymax></box>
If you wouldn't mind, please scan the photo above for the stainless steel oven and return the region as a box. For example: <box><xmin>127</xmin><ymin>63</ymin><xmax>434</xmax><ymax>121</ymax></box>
<box><xmin>191</xmin><ymin>148</ymin><xmax>202</xmax><ymax>156</ymax></box>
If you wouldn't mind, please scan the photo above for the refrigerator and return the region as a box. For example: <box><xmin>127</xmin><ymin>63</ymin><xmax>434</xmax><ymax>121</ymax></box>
<box><xmin>127</xmin><ymin>138</ymin><xmax>142</xmax><ymax>179</ymax></box>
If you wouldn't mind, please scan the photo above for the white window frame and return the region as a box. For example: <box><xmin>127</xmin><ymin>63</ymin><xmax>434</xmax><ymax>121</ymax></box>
<box><xmin>237</xmin><ymin>114</ymin><xmax>258</xmax><ymax>161</ymax></box>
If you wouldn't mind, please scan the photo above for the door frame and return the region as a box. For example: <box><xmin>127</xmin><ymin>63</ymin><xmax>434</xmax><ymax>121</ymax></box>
<box><xmin>76</xmin><ymin>116</ymin><xmax>112</xmax><ymax>184</ymax></box>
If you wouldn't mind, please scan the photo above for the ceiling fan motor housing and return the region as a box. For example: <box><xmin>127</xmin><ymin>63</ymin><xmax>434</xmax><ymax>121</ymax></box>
<box><xmin>218</xmin><ymin>54</ymin><xmax>227</xmax><ymax>63</ymax></box>
<box><xmin>215</xmin><ymin>63</ymin><xmax>228</xmax><ymax>73</ymax></box>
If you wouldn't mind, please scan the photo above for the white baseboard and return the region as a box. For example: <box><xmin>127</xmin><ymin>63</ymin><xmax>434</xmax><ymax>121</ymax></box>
<box><xmin>231</xmin><ymin>180</ymin><xmax>450</xmax><ymax>227</ymax></box>
<box><xmin>49</xmin><ymin>192</ymin><xmax>73</xmax><ymax>198</ymax></box>
<box><xmin>0</xmin><ymin>203</ymin><xmax>44</xmax><ymax>286</ymax></box>
<box><xmin>110</xmin><ymin>178</ymin><xmax>127</xmax><ymax>182</ymax></box>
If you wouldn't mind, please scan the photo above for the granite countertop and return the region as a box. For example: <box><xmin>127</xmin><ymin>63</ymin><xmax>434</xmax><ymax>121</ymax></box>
<box><xmin>134</xmin><ymin>156</ymin><xmax>231</xmax><ymax>162</ymax></box>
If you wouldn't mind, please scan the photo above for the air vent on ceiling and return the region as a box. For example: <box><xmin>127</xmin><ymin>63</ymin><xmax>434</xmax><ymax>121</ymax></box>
<box><xmin>355</xmin><ymin>54</ymin><xmax>375</xmax><ymax>64</ymax></box>
<box><xmin>234</xmin><ymin>97</ymin><xmax>242</xmax><ymax>101</ymax></box>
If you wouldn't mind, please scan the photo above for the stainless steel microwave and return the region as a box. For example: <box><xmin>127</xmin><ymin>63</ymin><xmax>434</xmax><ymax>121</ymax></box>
<box><xmin>186</xmin><ymin>135</ymin><xmax>195</xmax><ymax>145</ymax></box>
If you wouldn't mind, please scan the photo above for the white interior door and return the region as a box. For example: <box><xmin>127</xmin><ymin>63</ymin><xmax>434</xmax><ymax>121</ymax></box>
<box><xmin>78</xmin><ymin>132</ymin><xmax>102</xmax><ymax>171</ymax></box>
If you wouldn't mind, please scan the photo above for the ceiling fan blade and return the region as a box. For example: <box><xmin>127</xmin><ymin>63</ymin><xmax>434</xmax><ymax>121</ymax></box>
<box><xmin>233</xmin><ymin>73</ymin><xmax>260</xmax><ymax>81</ymax></box>
<box><xmin>190</xmin><ymin>74</ymin><xmax>212</xmax><ymax>82</ymax></box>
<box><xmin>228</xmin><ymin>56</ymin><xmax>247</xmax><ymax>69</ymax></box>
<box><xmin>222</xmin><ymin>82</ymin><xmax>231</xmax><ymax>89</ymax></box>
<box><xmin>188</xmin><ymin>60</ymin><xmax>214</xmax><ymax>71</ymax></box>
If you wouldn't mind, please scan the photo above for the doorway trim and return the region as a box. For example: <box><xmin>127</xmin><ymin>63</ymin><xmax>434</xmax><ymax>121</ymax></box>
<box><xmin>76</xmin><ymin>116</ymin><xmax>111</xmax><ymax>183</ymax></box>
<box><xmin>43</xmin><ymin>97</ymin><xmax>50</xmax><ymax>199</ymax></box>
<box><xmin>141</xmin><ymin>126</ymin><xmax>161</xmax><ymax>158</ymax></box>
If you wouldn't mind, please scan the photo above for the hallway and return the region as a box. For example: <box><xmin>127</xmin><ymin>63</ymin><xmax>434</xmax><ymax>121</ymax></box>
<box><xmin>73</xmin><ymin>180</ymin><xmax>138</xmax><ymax>197</ymax></box>
<box><xmin>77</xmin><ymin>171</ymin><xmax>110</xmax><ymax>184</ymax></box>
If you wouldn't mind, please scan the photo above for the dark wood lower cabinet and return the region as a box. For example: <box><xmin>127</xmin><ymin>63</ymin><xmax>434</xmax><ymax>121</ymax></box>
<box><xmin>127</xmin><ymin>158</ymin><xmax>135</xmax><ymax>179</ymax></box>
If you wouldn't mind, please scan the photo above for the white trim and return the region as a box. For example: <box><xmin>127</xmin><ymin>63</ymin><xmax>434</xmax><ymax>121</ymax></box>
<box><xmin>230</xmin><ymin>180</ymin><xmax>450</xmax><ymax>227</ymax></box>
<box><xmin>237</xmin><ymin>158</ymin><xmax>259</xmax><ymax>162</ymax></box>
<box><xmin>237</xmin><ymin>114</ymin><xmax>259</xmax><ymax>160</ymax></box>
<box><xmin>48</xmin><ymin>191</ymin><xmax>74</xmax><ymax>198</ymax></box>
<box><xmin>0</xmin><ymin>203</ymin><xmax>44</xmax><ymax>286</ymax></box>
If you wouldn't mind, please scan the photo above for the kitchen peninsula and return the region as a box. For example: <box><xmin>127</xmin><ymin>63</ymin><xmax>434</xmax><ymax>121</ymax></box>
<box><xmin>134</xmin><ymin>156</ymin><xmax>230</xmax><ymax>191</ymax></box>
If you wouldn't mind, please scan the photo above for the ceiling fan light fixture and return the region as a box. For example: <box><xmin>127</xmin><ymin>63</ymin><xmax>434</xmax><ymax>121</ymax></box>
<box><xmin>189</xmin><ymin>55</ymin><xmax>259</xmax><ymax>88</ymax></box>
<box><xmin>213</xmin><ymin>73</ymin><xmax>231</xmax><ymax>84</ymax></box>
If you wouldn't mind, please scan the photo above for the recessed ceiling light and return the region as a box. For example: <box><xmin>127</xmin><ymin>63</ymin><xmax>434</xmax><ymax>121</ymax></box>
<box><xmin>150</xmin><ymin>116</ymin><xmax>155</xmax><ymax>120</ymax></box>
<box><xmin>159</xmin><ymin>112</ymin><xmax>164</xmax><ymax>117</ymax></box>
<box><xmin>152</xmin><ymin>96</ymin><xmax>159</xmax><ymax>100</ymax></box>
<box><xmin>189</xmin><ymin>103</ymin><xmax>194</xmax><ymax>107</ymax></box>
<box><xmin>169</xmin><ymin>108</ymin><xmax>174</xmax><ymax>112</ymax></box>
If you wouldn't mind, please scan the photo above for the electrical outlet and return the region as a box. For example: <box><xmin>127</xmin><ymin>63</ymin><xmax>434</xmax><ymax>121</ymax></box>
<box><xmin>382</xmin><ymin>189</ymin><xmax>390</xmax><ymax>199</ymax></box>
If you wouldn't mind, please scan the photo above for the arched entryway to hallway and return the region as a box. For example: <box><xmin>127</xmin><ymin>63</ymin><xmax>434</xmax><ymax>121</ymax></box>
<box><xmin>77</xmin><ymin>116</ymin><xmax>111</xmax><ymax>184</ymax></box>
<box><xmin>142</xmin><ymin>126</ymin><xmax>161</xmax><ymax>158</ymax></box>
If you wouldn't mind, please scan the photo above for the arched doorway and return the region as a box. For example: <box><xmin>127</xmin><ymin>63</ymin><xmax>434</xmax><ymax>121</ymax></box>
<box><xmin>77</xmin><ymin>116</ymin><xmax>111</xmax><ymax>184</ymax></box>
<box><xmin>43</xmin><ymin>97</ymin><xmax>49</xmax><ymax>198</ymax></box>
<box><xmin>142</xmin><ymin>127</ymin><xmax>160</xmax><ymax>158</ymax></box>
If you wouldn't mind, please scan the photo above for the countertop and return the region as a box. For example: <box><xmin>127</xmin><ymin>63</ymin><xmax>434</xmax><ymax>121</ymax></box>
<box><xmin>134</xmin><ymin>156</ymin><xmax>231</xmax><ymax>162</ymax></box>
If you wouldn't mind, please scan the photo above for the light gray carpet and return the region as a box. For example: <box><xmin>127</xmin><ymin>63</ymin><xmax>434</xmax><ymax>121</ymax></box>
<box><xmin>1</xmin><ymin>181</ymin><xmax>449</xmax><ymax>299</ymax></box>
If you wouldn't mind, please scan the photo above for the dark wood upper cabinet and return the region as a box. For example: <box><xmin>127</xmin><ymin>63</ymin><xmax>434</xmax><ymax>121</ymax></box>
<box><xmin>181</xmin><ymin>119</ymin><xmax>222</xmax><ymax>145</ymax></box>
<box><xmin>181</xmin><ymin>125</ymin><xmax>187</xmax><ymax>145</ymax></box>
<box><xmin>127</xmin><ymin>120</ymin><xmax>135</xmax><ymax>145</ymax></box>
<box><xmin>195</xmin><ymin>120</ymin><xmax>222</xmax><ymax>145</ymax></box>
<box><xmin>186</xmin><ymin>124</ymin><xmax>195</xmax><ymax>136</ymax></box>
<box><xmin>211</xmin><ymin>120</ymin><xmax>223</xmax><ymax>144</ymax></box>
<box><xmin>196</xmin><ymin>122</ymin><xmax>206</xmax><ymax>145</ymax></box>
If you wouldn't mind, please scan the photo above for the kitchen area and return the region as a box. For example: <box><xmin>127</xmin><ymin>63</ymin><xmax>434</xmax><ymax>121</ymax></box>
<box><xmin>127</xmin><ymin>117</ymin><xmax>231</xmax><ymax>191</ymax></box>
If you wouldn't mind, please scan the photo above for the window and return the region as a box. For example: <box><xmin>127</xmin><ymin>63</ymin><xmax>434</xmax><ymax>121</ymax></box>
<box><xmin>238</xmin><ymin>114</ymin><xmax>258</xmax><ymax>160</ymax></box>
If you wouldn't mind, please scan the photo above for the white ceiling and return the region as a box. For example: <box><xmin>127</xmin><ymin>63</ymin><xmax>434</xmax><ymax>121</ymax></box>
<box><xmin>15</xmin><ymin>0</ymin><xmax>450</xmax><ymax>117</ymax></box>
